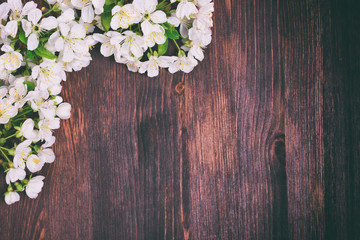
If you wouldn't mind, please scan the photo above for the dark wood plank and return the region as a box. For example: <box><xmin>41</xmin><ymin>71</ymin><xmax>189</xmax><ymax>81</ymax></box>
<box><xmin>322</xmin><ymin>0</ymin><xmax>360</xmax><ymax>239</ymax></box>
<box><xmin>281</xmin><ymin>0</ymin><xmax>326</xmax><ymax>238</ymax></box>
<box><xmin>182</xmin><ymin>0</ymin><xmax>286</xmax><ymax>239</ymax></box>
<box><xmin>282</xmin><ymin>0</ymin><xmax>360</xmax><ymax>239</ymax></box>
<box><xmin>86</xmin><ymin>50</ymin><xmax>186</xmax><ymax>239</ymax></box>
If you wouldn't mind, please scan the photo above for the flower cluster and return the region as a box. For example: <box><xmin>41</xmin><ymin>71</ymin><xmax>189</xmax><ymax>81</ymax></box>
<box><xmin>0</xmin><ymin>0</ymin><xmax>213</xmax><ymax>205</ymax></box>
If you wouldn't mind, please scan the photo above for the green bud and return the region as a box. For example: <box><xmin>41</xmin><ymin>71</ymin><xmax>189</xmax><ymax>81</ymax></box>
<box><xmin>14</xmin><ymin>182</ymin><xmax>24</xmax><ymax>191</ymax></box>
<box><xmin>178</xmin><ymin>50</ymin><xmax>186</xmax><ymax>57</ymax></box>
<box><xmin>4</xmin><ymin>122</ymin><xmax>12</xmax><ymax>131</ymax></box>
<box><xmin>33</xmin><ymin>145</ymin><xmax>40</xmax><ymax>153</ymax></box>
<box><xmin>53</xmin><ymin>4</ymin><xmax>61</xmax><ymax>12</ymax></box>
<box><xmin>1</xmin><ymin>161</ymin><xmax>8</xmax><ymax>170</ymax></box>
<box><xmin>7</xmin><ymin>149</ymin><xmax>15</xmax><ymax>156</ymax></box>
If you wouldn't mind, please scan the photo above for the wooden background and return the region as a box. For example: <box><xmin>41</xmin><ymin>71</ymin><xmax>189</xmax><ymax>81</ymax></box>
<box><xmin>0</xmin><ymin>0</ymin><xmax>359</xmax><ymax>239</ymax></box>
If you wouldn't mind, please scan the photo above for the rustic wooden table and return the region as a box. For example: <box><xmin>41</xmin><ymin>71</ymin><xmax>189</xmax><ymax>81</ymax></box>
<box><xmin>0</xmin><ymin>0</ymin><xmax>359</xmax><ymax>239</ymax></box>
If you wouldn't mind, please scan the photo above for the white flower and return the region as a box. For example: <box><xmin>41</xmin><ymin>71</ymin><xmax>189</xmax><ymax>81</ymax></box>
<box><xmin>8</xmin><ymin>78</ymin><xmax>36</xmax><ymax>108</ymax></box>
<box><xmin>0</xmin><ymin>86</ymin><xmax>8</xmax><ymax>98</ymax></box>
<box><xmin>5</xmin><ymin>191</ymin><xmax>20</xmax><ymax>205</ymax></box>
<box><xmin>139</xmin><ymin>55</ymin><xmax>177</xmax><ymax>77</ymax></box>
<box><xmin>48</xmin><ymin>0</ymin><xmax>73</xmax><ymax>10</ymax></box>
<box><xmin>0</xmin><ymin>45</ymin><xmax>23</xmax><ymax>71</ymax></box>
<box><xmin>42</xmin><ymin>135</ymin><xmax>56</xmax><ymax>148</ymax></box>
<box><xmin>71</xmin><ymin>0</ymin><xmax>105</xmax><ymax>23</ymax></box>
<box><xmin>111</xmin><ymin>31</ymin><xmax>146</xmax><ymax>58</ymax></box>
<box><xmin>38</xmin><ymin>100</ymin><xmax>57</xmax><ymax>120</ymax></box>
<box><xmin>38</xmin><ymin>118</ymin><xmax>60</xmax><ymax>141</ymax></box>
<box><xmin>5</xmin><ymin>0</ymin><xmax>37</xmax><ymax>37</ymax></box>
<box><xmin>57</xmin><ymin>51</ymin><xmax>92</xmax><ymax>72</ymax></box>
<box><xmin>25</xmin><ymin>175</ymin><xmax>45</xmax><ymax>199</ymax></box>
<box><xmin>93</xmin><ymin>32</ymin><xmax>121</xmax><ymax>57</ymax></box>
<box><xmin>0</xmin><ymin>2</ymin><xmax>8</xmax><ymax>19</ymax></box>
<box><xmin>193</xmin><ymin>1</ymin><xmax>214</xmax><ymax>30</ymax></box>
<box><xmin>56</xmin><ymin>102</ymin><xmax>71</xmax><ymax>119</ymax></box>
<box><xmin>195</xmin><ymin>0</ymin><xmax>213</xmax><ymax>7</ymax></box>
<box><xmin>110</xmin><ymin>4</ymin><xmax>141</xmax><ymax>30</ymax></box>
<box><xmin>188</xmin><ymin>27</ymin><xmax>212</xmax><ymax>47</ymax></box>
<box><xmin>56</xmin><ymin>8</ymin><xmax>75</xmax><ymax>24</ymax></box>
<box><xmin>53</xmin><ymin>96</ymin><xmax>63</xmax><ymax>105</ymax></box>
<box><xmin>26</xmin><ymin>154</ymin><xmax>45</xmax><ymax>173</ymax></box>
<box><xmin>21</xmin><ymin>9</ymin><xmax>58</xmax><ymax>50</ymax></box>
<box><xmin>32</xmin><ymin>60</ymin><xmax>66</xmax><ymax>90</ymax></box>
<box><xmin>133</xmin><ymin>0</ymin><xmax>167</xmax><ymax>30</ymax></box>
<box><xmin>176</xmin><ymin>0</ymin><xmax>198</xmax><ymax>20</ymax></box>
<box><xmin>167</xmin><ymin>14</ymin><xmax>192</xmax><ymax>38</ymax></box>
<box><xmin>80</xmin><ymin>18</ymin><xmax>96</xmax><ymax>33</ymax></box>
<box><xmin>6</xmin><ymin>167</ymin><xmax>26</xmax><ymax>184</ymax></box>
<box><xmin>142</xmin><ymin>21</ymin><xmax>166</xmax><ymax>47</ymax></box>
<box><xmin>183</xmin><ymin>43</ymin><xmax>204</xmax><ymax>61</ymax></box>
<box><xmin>55</xmin><ymin>23</ymin><xmax>89</xmax><ymax>62</ymax></box>
<box><xmin>13</xmin><ymin>140</ymin><xmax>32</xmax><ymax>168</ymax></box>
<box><xmin>21</xmin><ymin>119</ymin><xmax>39</xmax><ymax>140</ymax></box>
<box><xmin>0</xmin><ymin>3</ymin><xmax>9</xmax><ymax>40</ymax></box>
<box><xmin>49</xmin><ymin>84</ymin><xmax>62</xmax><ymax>96</ymax></box>
<box><xmin>0</xmin><ymin>98</ymin><xmax>18</xmax><ymax>124</ymax></box>
<box><xmin>168</xmin><ymin>55</ymin><xmax>198</xmax><ymax>73</ymax></box>
<box><xmin>38</xmin><ymin>146</ymin><xmax>55</xmax><ymax>163</ymax></box>
<box><xmin>29</xmin><ymin>88</ymin><xmax>50</xmax><ymax>111</ymax></box>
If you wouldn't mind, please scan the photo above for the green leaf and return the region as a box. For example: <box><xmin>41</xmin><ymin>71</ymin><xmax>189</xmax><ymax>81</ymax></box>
<box><xmin>105</xmin><ymin>0</ymin><xmax>116</xmax><ymax>5</ymax></box>
<box><xmin>101</xmin><ymin>4</ymin><xmax>114</xmax><ymax>31</ymax></box>
<box><xmin>34</xmin><ymin>44</ymin><xmax>57</xmax><ymax>59</ymax></box>
<box><xmin>161</xmin><ymin>22</ymin><xmax>173</xmax><ymax>30</ymax></box>
<box><xmin>39</xmin><ymin>36</ymin><xmax>50</xmax><ymax>43</ymax></box>
<box><xmin>165</xmin><ymin>28</ymin><xmax>180</xmax><ymax>40</ymax></box>
<box><xmin>19</xmin><ymin>30</ymin><xmax>27</xmax><ymax>44</ymax></box>
<box><xmin>157</xmin><ymin>39</ymin><xmax>168</xmax><ymax>56</ymax></box>
<box><xmin>163</xmin><ymin>23</ymin><xmax>180</xmax><ymax>40</ymax></box>
<box><xmin>26</xmin><ymin>50</ymin><xmax>35</xmax><ymax>59</ymax></box>
<box><xmin>101</xmin><ymin>12</ymin><xmax>112</xmax><ymax>31</ymax></box>
<box><xmin>24</xmin><ymin>81</ymin><xmax>35</xmax><ymax>91</ymax></box>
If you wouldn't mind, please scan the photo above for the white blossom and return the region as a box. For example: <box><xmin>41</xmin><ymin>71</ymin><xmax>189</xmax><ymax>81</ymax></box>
<box><xmin>56</xmin><ymin>102</ymin><xmax>71</xmax><ymax>119</ymax></box>
<box><xmin>0</xmin><ymin>45</ymin><xmax>23</xmax><ymax>71</ymax></box>
<box><xmin>176</xmin><ymin>0</ymin><xmax>198</xmax><ymax>20</ymax></box>
<box><xmin>25</xmin><ymin>176</ymin><xmax>45</xmax><ymax>199</ymax></box>
<box><xmin>21</xmin><ymin>9</ymin><xmax>58</xmax><ymax>50</ymax></box>
<box><xmin>71</xmin><ymin>0</ymin><xmax>105</xmax><ymax>23</ymax></box>
<box><xmin>6</xmin><ymin>167</ymin><xmax>26</xmax><ymax>184</ymax></box>
<box><xmin>13</xmin><ymin>140</ymin><xmax>32</xmax><ymax>168</ymax></box>
<box><xmin>110</xmin><ymin>4</ymin><xmax>141</xmax><ymax>30</ymax></box>
<box><xmin>5</xmin><ymin>191</ymin><xmax>20</xmax><ymax>205</ymax></box>
<box><xmin>139</xmin><ymin>55</ymin><xmax>177</xmax><ymax>77</ymax></box>
<box><xmin>0</xmin><ymin>98</ymin><xmax>18</xmax><ymax>124</ymax></box>
<box><xmin>5</xmin><ymin>0</ymin><xmax>37</xmax><ymax>37</ymax></box>
<box><xmin>26</xmin><ymin>154</ymin><xmax>45</xmax><ymax>173</ymax></box>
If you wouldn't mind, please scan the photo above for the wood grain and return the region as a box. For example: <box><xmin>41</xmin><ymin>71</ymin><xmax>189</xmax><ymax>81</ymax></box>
<box><xmin>0</xmin><ymin>0</ymin><xmax>359</xmax><ymax>239</ymax></box>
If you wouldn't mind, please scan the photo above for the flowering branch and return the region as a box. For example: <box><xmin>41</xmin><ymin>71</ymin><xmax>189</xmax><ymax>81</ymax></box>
<box><xmin>0</xmin><ymin>0</ymin><xmax>213</xmax><ymax>205</ymax></box>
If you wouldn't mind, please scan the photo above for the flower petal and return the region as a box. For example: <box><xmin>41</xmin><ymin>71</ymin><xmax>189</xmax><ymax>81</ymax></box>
<box><xmin>27</xmin><ymin>32</ymin><xmax>39</xmax><ymax>50</ymax></box>
<box><xmin>28</xmin><ymin>8</ymin><xmax>42</xmax><ymax>25</ymax></box>
<box><xmin>40</xmin><ymin>16</ymin><xmax>58</xmax><ymax>30</ymax></box>
<box><xmin>81</xmin><ymin>5</ymin><xmax>94</xmax><ymax>23</ymax></box>
<box><xmin>150</xmin><ymin>10</ymin><xmax>167</xmax><ymax>23</ymax></box>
